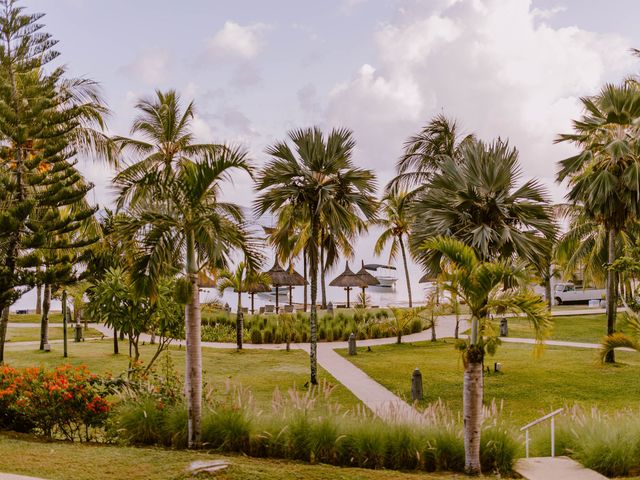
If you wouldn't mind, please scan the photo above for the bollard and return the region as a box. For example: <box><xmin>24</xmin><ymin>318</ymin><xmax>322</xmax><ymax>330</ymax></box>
<box><xmin>499</xmin><ymin>318</ymin><xmax>508</xmax><ymax>337</ymax></box>
<box><xmin>348</xmin><ymin>332</ymin><xmax>357</xmax><ymax>355</ymax></box>
<box><xmin>43</xmin><ymin>343</ymin><xmax>51</xmax><ymax>352</ymax></box>
<box><xmin>411</xmin><ymin>368</ymin><xmax>423</xmax><ymax>402</ymax></box>
<box><xmin>327</xmin><ymin>302</ymin><xmax>334</xmax><ymax>315</ymax></box>
<box><xmin>494</xmin><ymin>362</ymin><xmax>502</xmax><ymax>373</ymax></box>
<box><xmin>74</xmin><ymin>323</ymin><xmax>83</xmax><ymax>342</ymax></box>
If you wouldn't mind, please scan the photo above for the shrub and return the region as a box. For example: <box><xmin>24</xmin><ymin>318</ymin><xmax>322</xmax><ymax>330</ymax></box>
<box><xmin>481</xmin><ymin>423</ymin><xmax>519</xmax><ymax>475</ymax></box>
<box><xmin>0</xmin><ymin>365</ymin><xmax>110</xmax><ymax>441</ymax></box>
<box><xmin>263</xmin><ymin>329</ymin><xmax>273</xmax><ymax>344</ymax></box>
<box><xmin>410</xmin><ymin>318</ymin><xmax>423</xmax><ymax>333</ymax></box>
<box><xmin>250</xmin><ymin>328</ymin><xmax>263</xmax><ymax>344</ymax></box>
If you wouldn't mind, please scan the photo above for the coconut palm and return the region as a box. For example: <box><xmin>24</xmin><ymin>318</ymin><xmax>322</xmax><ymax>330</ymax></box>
<box><xmin>426</xmin><ymin>236</ymin><xmax>551</xmax><ymax>475</ymax></box>
<box><xmin>387</xmin><ymin>114</ymin><xmax>475</xmax><ymax>195</ymax></box>
<box><xmin>255</xmin><ymin>126</ymin><xmax>377</xmax><ymax>385</ymax></box>
<box><xmin>411</xmin><ymin>139</ymin><xmax>556</xmax><ymax>276</ymax></box>
<box><xmin>374</xmin><ymin>191</ymin><xmax>414</xmax><ymax>306</ymax></box>
<box><xmin>114</xmin><ymin>90</ymin><xmax>260</xmax><ymax>448</ymax></box>
<box><xmin>217</xmin><ymin>261</ymin><xmax>270</xmax><ymax>349</ymax></box>
<box><xmin>556</xmin><ymin>82</ymin><xmax>640</xmax><ymax>362</ymax></box>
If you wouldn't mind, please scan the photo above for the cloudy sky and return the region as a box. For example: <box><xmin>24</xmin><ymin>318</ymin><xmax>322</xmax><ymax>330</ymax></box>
<box><xmin>29</xmin><ymin>0</ymin><xmax>640</xmax><ymax>208</ymax></box>
<box><xmin>13</xmin><ymin>0</ymin><xmax>639</xmax><ymax>307</ymax></box>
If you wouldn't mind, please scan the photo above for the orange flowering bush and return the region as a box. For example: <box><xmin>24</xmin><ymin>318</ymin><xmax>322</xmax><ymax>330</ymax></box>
<box><xmin>0</xmin><ymin>364</ymin><xmax>111</xmax><ymax>441</ymax></box>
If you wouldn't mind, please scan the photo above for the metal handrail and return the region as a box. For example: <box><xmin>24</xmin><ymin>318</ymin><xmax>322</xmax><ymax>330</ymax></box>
<box><xmin>520</xmin><ymin>408</ymin><xmax>564</xmax><ymax>458</ymax></box>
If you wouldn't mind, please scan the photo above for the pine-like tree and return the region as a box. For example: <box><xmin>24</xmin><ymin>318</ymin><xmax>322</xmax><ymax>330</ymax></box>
<box><xmin>0</xmin><ymin>0</ymin><xmax>109</xmax><ymax>362</ymax></box>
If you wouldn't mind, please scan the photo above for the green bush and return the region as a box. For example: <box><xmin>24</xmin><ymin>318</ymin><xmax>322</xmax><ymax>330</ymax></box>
<box><xmin>113</xmin><ymin>396</ymin><xmax>167</xmax><ymax>445</ymax></box>
<box><xmin>250</xmin><ymin>329</ymin><xmax>263</xmax><ymax>344</ymax></box>
<box><xmin>410</xmin><ymin>318</ymin><xmax>423</xmax><ymax>333</ymax></box>
<box><xmin>263</xmin><ymin>329</ymin><xmax>273</xmax><ymax>344</ymax></box>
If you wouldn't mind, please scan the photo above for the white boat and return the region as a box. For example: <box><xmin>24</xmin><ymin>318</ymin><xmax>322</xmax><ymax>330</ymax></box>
<box><xmin>363</xmin><ymin>264</ymin><xmax>398</xmax><ymax>288</ymax></box>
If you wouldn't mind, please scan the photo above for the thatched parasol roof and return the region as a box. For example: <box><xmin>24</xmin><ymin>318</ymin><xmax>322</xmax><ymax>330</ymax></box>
<box><xmin>286</xmin><ymin>263</ymin><xmax>308</xmax><ymax>286</ymax></box>
<box><xmin>356</xmin><ymin>260</ymin><xmax>380</xmax><ymax>287</ymax></box>
<box><xmin>265</xmin><ymin>260</ymin><xmax>297</xmax><ymax>287</ymax></box>
<box><xmin>330</xmin><ymin>262</ymin><xmax>369</xmax><ymax>288</ymax></box>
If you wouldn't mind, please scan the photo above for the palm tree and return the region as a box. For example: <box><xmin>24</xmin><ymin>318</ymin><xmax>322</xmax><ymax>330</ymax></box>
<box><xmin>374</xmin><ymin>191</ymin><xmax>414</xmax><ymax>306</ymax></box>
<box><xmin>426</xmin><ymin>236</ymin><xmax>551</xmax><ymax>475</ymax></box>
<box><xmin>255</xmin><ymin>127</ymin><xmax>377</xmax><ymax>385</ymax></box>
<box><xmin>410</xmin><ymin>139</ymin><xmax>556</xmax><ymax>275</ymax></box>
<box><xmin>387</xmin><ymin>114</ymin><xmax>475</xmax><ymax>195</ymax></box>
<box><xmin>113</xmin><ymin>90</ymin><xmax>260</xmax><ymax>448</ymax></box>
<box><xmin>556</xmin><ymin>82</ymin><xmax>640</xmax><ymax>362</ymax></box>
<box><xmin>217</xmin><ymin>261</ymin><xmax>270</xmax><ymax>349</ymax></box>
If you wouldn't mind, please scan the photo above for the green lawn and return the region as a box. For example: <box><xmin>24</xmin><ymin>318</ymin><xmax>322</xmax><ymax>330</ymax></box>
<box><xmin>4</xmin><ymin>340</ymin><xmax>360</xmax><ymax>411</ymax></box>
<box><xmin>5</xmin><ymin>326</ymin><xmax>103</xmax><ymax>343</ymax></box>
<box><xmin>338</xmin><ymin>340</ymin><xmax>640</xmax><ymax>426</ymax></box>
<box><xmin>497</xmin><ymin>313</ymin><xmax>628</xmax><ymax>343</ymax></box>
<box><xmin>0</xmin><ymin>432</ymin><xmax>483</xmax><ymax>480</ymax></box>
<box><xmin>9</xmin><ymin>312</ymin><xmax>63</xmax><ymax>323</ymax></box>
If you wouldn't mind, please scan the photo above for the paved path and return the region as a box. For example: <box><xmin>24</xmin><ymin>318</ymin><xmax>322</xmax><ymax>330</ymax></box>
<box><xmin>0</xmin><ymin>474</ymin><xmax>47</xmax><ymax>480</ymax></box>
<box><xmin>515</xmin><ymin>456</ymin><xmax>608</xmax><ymax>480</ymax></box>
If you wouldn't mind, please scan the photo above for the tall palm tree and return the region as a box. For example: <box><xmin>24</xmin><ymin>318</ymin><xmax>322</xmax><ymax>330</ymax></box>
<box><xmin>410</xmin><ymin>139</ymin><xmax>556</xmax><ymax>274</ymax></box>
<box><xmin>255</xmin><ymin>127</ymin><xmax>377</xmax><ymax>384</ymax></box>
<box><xmin>426</xmin><ymin>236</ymin><xmax>551</xmax><ymax>475</ymax></box>
<box><xmin>374</xmin><ymin>191</ymin><xmax>414</xmax><ymax>306</ymax></box>
<box><xmin>387</xmin><ymin>114</ymin><xmax>475</xmax><ymax>195</ymax></box>
<box><xmin>556</xmin><ymin>82</ymin><xmax>640</xmax><ymax>362</ymax></box>
<box><xmin>217</xmin><ymin>261</ymin><xmax>270</xmax><ymax>349</ymax></box>
<box><xmin>113</xmin><ymin>90</ymin><xmax>260</xmax><ymax>448</ymax></box>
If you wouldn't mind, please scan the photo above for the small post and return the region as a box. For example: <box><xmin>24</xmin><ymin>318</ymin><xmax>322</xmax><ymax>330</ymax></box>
<box><xmin>411</xmin><ymin>368</ymin><xmax>423</xmax><ymax>402</ymax></box>
<box><xmin>348</xmin><ymin>332</ymin><xmax>357</xmax><ymax>355</ymax></box>
<box><xmin>500</xmin><ymin>318</ymin><xmax>508</xmax><ymax>337</ymax></box>
<box><xmin>74</xmin><ymin>322</ymin><xmax>82</xmax><ymax>343</ymax></box>
<box><xmin>327</xmin><ymin>302</ymin><xmax>334</xmax><ymax>315</ymax></box>
<box><xmin>494</xmin><ymin>362</ymin><xmax>502</xmax><ymax>373</ymax></box>
<box><xmin>525</xmin><ymin>429</ymin><xmax>529</xmax><ymax>458</ymax></box>
<box><xmin>551</xmin><ymin>416</ymin><xmax>555</xmax><ymax>457</ymax></box>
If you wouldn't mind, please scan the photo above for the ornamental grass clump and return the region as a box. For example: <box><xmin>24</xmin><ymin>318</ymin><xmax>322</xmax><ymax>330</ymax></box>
<box><xmin>532</xmin><ymin>406</ymin><xmax>640</xmax><ymax>477</ymax></box>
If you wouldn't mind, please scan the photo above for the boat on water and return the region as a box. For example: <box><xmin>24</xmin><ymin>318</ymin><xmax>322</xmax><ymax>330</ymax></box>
<box><xmin>363</xmin><ymin>264</ymin><xmax>398</xmax><ymax>289</ymax></box>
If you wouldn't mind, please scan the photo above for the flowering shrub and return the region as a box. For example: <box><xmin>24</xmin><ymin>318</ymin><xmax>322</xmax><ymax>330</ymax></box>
<box><xmin>0</xmin><ymin>364</ymin><xmax>111</xmax><ymax>441</ymax></box>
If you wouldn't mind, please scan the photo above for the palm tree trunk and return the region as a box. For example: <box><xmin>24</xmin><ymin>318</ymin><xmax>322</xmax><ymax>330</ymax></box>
<box><xmin>399</xmin><ymin>235</ymin><xmax>413</xmax><ymax>307</ymax></box>
<box><xmin>605</xmin><ymin>227</ymin><xmax>617</xmax><ymax>363</ymax></box>
<box><xmin>464</xmin><ymin>316</ymin><xmax>483</xmax><ymax>474</ymax></box>
<box><xmin>0</xmin><ymin>307</ymin><xmax>9</xmax><ymax>364</ymax></box>
<box><xmin>113</xmin><ymin>328</ymin><xmax>119</xmax><ymax>354</ymax></box>
<box><xmin>39</xmin><ymin>283</ymin><xmax>51</xmax><ymax>350</ymax></box>
<box><xmin>185</xmin><ymin>232</ymin><xmax>203</xmax><ymax>447</ymax></box>
<box><xmin>303</xmin><ymin>250</ymin><xmax>308</xmax><ymax>312</ymax></box>
<box><xmin>62</xmin><ymin>290</ymin><xmax>68</xmax><ymax>358</ymax></box>
<box><xmin>545</xmin><ymin>276</ymin><xmax>552</xmax><ymax>311</ymax></box>
<box><xmin>463</xmin><ymin>356</ymin><xmax>483</xmax><ymax>475</ymax></box>
<box><xmin>236</xmin><ymin>292</ymin><xmax>243</xmax><ymax>350</ymax></box>
<box><xmin>453</xmin><ymin>290</ymin><xmax>460</xmax><ymax>339</ymax></box>
<box><xmin>320</xmin><ymin>243</ymin><xmax>327</xmax><ymax>309</ymax></box>
<box><xmin>309</xmin><ymin>218</ymin><xmax>319</xmax><ymax>385</ymax></box>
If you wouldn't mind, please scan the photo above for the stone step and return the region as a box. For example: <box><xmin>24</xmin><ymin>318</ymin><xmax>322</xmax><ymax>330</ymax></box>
<box><xmin>515</xmin><ymin>456</ymin><xmax>608</xmax><ymax>480</ymax></box>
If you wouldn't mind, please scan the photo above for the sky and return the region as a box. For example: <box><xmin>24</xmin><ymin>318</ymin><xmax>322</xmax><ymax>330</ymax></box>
<box><xmin>14</xmin><ymin>0</ymin><xmax>640</xmax><ymax>308</ymax></box>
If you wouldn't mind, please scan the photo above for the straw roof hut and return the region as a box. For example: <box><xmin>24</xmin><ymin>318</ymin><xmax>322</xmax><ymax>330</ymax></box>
<box><xmin>329</xmin><ymin>262</ymin><xmax>368</xmax><ymax>307</ymax></box>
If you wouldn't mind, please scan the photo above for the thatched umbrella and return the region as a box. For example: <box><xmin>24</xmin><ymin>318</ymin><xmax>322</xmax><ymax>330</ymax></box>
<box><xmin>329</xmin><ymin>262</ymin><xmax>368</xmax><ymax>308</ymax></box>
<box><xmin>197</xmin><ymin>271</ymin><xmax>217</xmax><ymax>289</ymax></box>
<box><xmin>356</xmin><ymin>260</ymin><xmax>380</xmax><ymax>305</ymax></box>
<box><xmin>286</xmin><ymin>263</ymin><xmax>307</xmax><ymax>306</ymax></box>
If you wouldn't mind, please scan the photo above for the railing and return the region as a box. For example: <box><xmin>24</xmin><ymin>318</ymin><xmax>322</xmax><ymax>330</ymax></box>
<box><xmin>520</xmin><ymin>408</ymin><xmax>564</xmax><ymax>458</ymax></box>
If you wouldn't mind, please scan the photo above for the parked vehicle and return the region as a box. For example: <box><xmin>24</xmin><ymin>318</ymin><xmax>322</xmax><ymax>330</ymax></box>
<box><xmin>553</xmin><ymin>283</ymin><xmax>605</xmax><ymax>305</ymax></box>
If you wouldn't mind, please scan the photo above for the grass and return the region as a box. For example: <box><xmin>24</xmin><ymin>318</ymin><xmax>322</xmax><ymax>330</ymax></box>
<box><xmin>3</xmin><ymin>340</ymin><xmax>360</xmax><ymax>411</ymax></box>
<box><xmin>0</xmin><ymin>432</ymin><xmax>484</xmax><ymax>480</ymax></box>
<box><xmin>5</xmin><ymin>326</ymin><xmax>103</xmax><ymax>342</ymax></box>
<box><xmin>496</xmin><ymin>313</ymin><xmax>628</xmax><ymax>344</ymax></box>
<box><xmin>9</xmin><ymin>312</ymin><xmax>63</xmax><ymax>323</ymax></box>
<box><xmin>338</xmin><ymin>340</ymin><xmax>640</xmax><ymax>426</ymax></box>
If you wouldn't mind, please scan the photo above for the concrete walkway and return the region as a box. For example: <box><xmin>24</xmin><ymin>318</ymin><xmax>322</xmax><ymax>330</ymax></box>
<box><xmin>515</xmin><ymin>456</ymin><xmax>608</xmax><ymax>480</ymax></box>
<box><xmin>0</xmin><ymin>474</ymin><xmax>47</xmax><ymax>480</ymax></box>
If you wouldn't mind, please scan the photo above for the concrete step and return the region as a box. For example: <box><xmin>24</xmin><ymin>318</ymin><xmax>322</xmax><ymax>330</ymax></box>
<box><xmin>515</xmin><ymin>456</ymin><xmax>608</xmax><ymax>480</ymax></box>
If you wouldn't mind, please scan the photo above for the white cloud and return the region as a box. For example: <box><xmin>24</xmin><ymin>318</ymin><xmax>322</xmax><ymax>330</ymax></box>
<box><xmin>206</xmin><ymin>21</ymin><xmax>270</xmax><ymax>60</ymax></box>
<box><xmin>120</xmin><ymin>48</ymin><xmax>170</xmax><ymax>85</ymax></box>
<box><xmin>327</xmin><ymin>0</ymin><xmax>637</xmax><ymax>200</ymax></box>
<box><xmin>340</xmin><ymin>0</ymin><xmax>368</xmax><ymax>14</ymax></box>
